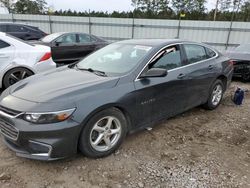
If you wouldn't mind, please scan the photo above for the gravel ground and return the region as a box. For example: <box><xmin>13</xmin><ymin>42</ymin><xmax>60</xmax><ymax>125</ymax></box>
<box><xmin>0</xmin><ymin>81</ymin><xmax>250</xmax><ymax>188</ymax></box>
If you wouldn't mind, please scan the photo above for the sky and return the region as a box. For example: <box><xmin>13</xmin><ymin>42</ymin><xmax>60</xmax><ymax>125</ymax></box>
<box><xmin>46</xmin><ymin>0</ymin><xmax>215</xmax><ymax>12</ymax></box>
<box><xmin>0</xmin><ymin>0</ymin><xmax>216</xmax><ymax>14</ymax></box>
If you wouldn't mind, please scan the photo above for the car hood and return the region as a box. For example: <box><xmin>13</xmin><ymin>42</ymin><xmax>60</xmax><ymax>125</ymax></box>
<box><xmin>224</xmin><ymin>51</ymin><xmax>250</xmax><ymax>61</ymax></box>
<box><xmin>9</xmin><ymin>66</ymin><xmax>119</xmax><ymax>103</ymax></box>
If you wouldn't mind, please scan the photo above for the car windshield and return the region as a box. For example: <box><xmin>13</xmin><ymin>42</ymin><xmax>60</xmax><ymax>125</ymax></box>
<box><xmin>234</xmin><ymin>44</ymin><xmax>250</xmax><ymax>53</ymax></box>
<box><xmin>76</xmin><ymin>43</ymin><xmax>152</xmax><ymax>76</ymax></box>
<box><xmin>41</xmin><ymin>33</ymin><xmax>63</xmax><ymax>42</ymax></box>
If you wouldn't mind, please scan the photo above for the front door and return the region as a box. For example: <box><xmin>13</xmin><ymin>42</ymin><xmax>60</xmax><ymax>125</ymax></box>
<box><xmin>134</xmin><ymin>44</ymin><xmax>189</xmax><ymax>127</ymax></box>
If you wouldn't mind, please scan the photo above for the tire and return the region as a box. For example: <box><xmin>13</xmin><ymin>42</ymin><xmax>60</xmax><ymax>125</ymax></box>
<box><xmin>78</xmin><ymin>108</ymin><xmax>127</xmax><ymax>158</ymax></box>
<box><xmin>3</xmin><ymin>68</ymin><xmax>33</xmax><ymax>88</ymax></box>
<box><xmin>203</xmin><ymin>80</ymin><xmax>224</xmax><ymax>110</ymax></box>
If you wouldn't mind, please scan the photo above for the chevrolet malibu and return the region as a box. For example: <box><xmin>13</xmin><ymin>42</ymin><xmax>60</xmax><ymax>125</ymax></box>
<box><xmin>0</xmin><ymin>39</ymin><xmax>233</xmax><ymax>160</ymax></box>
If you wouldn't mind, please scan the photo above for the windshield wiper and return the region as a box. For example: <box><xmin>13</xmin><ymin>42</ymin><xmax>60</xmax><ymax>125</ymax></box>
<box><xmin>76</xmin><ymin>65</ymin><xmax>107</xmax><ymax>77</ymax></box>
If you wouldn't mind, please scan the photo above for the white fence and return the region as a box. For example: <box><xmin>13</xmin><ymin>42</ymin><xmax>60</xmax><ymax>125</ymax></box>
<box><xmin>1</xmin><ymin>13</ymin><xmax>250</xmax><ymax>51</ymax></box>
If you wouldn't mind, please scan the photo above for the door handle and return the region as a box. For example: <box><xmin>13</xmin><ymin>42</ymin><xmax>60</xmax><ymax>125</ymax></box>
<box><xmin>177</xmin><ymin>73</ymin><xmax>186</xmax><ymax>79</ymax></box>
<box><xmin>208</xmin><ymin>65</ymin><xmax>214</xmax><ymax>70</ymax></box>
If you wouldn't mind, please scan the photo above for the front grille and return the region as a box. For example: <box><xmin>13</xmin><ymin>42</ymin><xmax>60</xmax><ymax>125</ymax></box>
<box><xmin>0</xmin><ymin>106</ymin><xmax>21</xmax><ymax>117</ymax></box>
<box><xmin>0</xmin><ymin>119</ymin><xmax>19</xmax><ymax>140</ymax></box>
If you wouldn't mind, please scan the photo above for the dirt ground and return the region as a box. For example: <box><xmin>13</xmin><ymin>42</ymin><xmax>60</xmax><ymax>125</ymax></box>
<box><xmin>0</xmin><ymin>81</ymin><xmax>250</xmax><ymax>188</ymax></box>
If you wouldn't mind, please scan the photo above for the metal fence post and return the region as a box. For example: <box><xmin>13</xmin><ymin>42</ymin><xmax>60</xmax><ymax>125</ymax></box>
<box><xmin>131</xmin><ymin>17</ymin><xmax>135</xmax><ymax>39</ymax></box>
<box><xmin>225</xmin><ymin>21</ymin><xmax>233</xmax><ymax>50</ymax></box>
<box><xmin>48</xmin><ymin>15</ymin><xmax>52</xmax><ymax>34</ymax></box>
<box><xmin>177</xmin><ymin>17</ymin><xmax>181</xmax><ymax>38</ymax></box>
<box><xmin>11</xmin><ymin>13</ymin><xmax>15</xmax><ymax>23</ymax></box>
<box><xmin>88</xmin><ymin>10</ymin><xmax>91</xmax><ymax>35</ymax></box>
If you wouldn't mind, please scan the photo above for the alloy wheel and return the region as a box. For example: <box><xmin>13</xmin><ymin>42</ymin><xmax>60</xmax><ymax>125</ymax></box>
<box><xmin>90</xmin><ymin>116</ymin><xmax>122</xmax><ymax>152</ymax></box>
<box><xmin>7</xmin><ymin>69</ymin><xmax>32</xmax><ymax>86</ymax></box>
<box><xmin>211</xmin><ymin>84</ymin><xmax>223</xmax><ymax>106</ymax></box>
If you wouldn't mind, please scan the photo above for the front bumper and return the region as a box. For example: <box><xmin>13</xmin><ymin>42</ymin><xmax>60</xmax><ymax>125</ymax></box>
<box><xmin>0</xmin><ymin>113</ymin><xmax>81</xmax><ymax>161</ymax></box>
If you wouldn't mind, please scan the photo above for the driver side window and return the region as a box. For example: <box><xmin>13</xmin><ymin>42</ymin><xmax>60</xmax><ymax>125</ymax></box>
<box><xmin>151</xmin><ymin>45</ymin><xmax>182</xmax><ymax>70</ymax></box>
<box><xmin>56</xmin><ymin>34</ymin><xmax>76</xmax><ymax>44</ymax></box>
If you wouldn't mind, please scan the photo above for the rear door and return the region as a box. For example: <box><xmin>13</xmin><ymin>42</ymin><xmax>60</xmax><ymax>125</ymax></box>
<box><xmin>76</xmin><ymin>33</ymin><xmax>96</xmax><ymax>59</ymax></box>
<box><xmin>0</xmin><ymin>40</ymin><xmax>15</xmax><ymax>68</ymax></box>
<box><xmin>182</xmin><ymin>43</ymin><xmax>219</xmax><ymax>108</ymax></box>
<box><xmin>134</xmin><ymin>44</ymin><xmax>190</xmax><ymax>126</ymax></box>
<box><xmin>51</xmin><ymin>33</ymin><xmax>78</xmax><ymax>63</ymax></box>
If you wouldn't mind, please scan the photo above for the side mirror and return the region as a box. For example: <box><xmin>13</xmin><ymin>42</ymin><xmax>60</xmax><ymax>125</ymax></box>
<box><xmin>54</xmin><ymin>41</ymin><xmax>62</xmax><ymax>46</ymax></box>
<box><xmin>140</xmin><ymin>68</ymin><xmax>167</xmax><ymax>78</ymax></box>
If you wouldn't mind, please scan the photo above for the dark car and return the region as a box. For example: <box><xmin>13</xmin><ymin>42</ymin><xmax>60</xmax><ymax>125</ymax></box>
<box><xmin>32</xmin><ymin>32</ymin><xmax>109</xmax><ymax>65</ymax></box>
<box><xmin>0</xmin><ymin>23</ymin><xmax>47</xmax><ymax>41</ymax></box>
<box><xmin>0</xmin><ymin>39</ymin><xmax>233</xmax><ymax>161</ymax></box>
<box><xmin>225</xmin><ymin>44</ymin><xmax>250</xmax><ymax>82</ymax></box>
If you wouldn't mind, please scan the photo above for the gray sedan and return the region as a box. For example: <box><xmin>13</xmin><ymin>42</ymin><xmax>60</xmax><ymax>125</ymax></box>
<box><xmin>0</xmin><ymin>39</ymin><xmax>233</xmax><ymax>160</ymax></box>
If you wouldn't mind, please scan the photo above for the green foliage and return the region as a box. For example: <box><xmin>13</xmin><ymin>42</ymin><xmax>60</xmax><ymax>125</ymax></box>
<box><xmin>0</xmin><ymin>0</ymin><xmax>15</xmax><ymax>13</ymax></box>
<box><xmin>1</xmin><ymin>0</ymin><xmax>250</xmax><ymax>21</ymax></box>
<box><xmin>14</xmin><ymin>0</ymin><xmax>47</xmax><ymax>14</ymax></box>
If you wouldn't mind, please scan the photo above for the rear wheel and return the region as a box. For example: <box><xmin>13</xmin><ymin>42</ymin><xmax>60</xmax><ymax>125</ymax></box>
<box><xmin>242</xmin><ymin>73</ymin><xmax>250</xmax><ymax>82</ymax></box>
<box><xmin>78</xmin><ymin>108</ymin><xmax>127</xmax><ymax>158</ymax></box>
<box><xmin>203</xmin><ymin>80</ymin><xmax>224</xmax><ymax>110</ymax></box>
<box><xmin>3</xmin><ymin>68</ymin><xmax>33</xmax><ymax>88</ymax></box>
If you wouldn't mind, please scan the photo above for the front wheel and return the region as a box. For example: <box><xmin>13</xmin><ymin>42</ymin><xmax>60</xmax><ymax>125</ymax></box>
<box><xmin>203</xmin><ymin>80</ymin><xmax>224</xmax><ymax>110</ymax></box>
<box><xmin>78</xmin><ymin>108</ymin><xmax>127</xmax><ymax>158</ymax></box>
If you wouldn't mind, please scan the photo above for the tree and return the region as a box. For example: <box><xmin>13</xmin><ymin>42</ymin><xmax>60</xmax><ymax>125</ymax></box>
<box><xmin>219</xmin><ymin>0</ymin><xmax>232</xmax><ymax>12</ymax></box>
<box><xmin>0</xmin><ymin>0</ymin><xmax>15</xmax><ymax>13</ymax></box>
<box><xmin>14</xmin><ymin>0</ymin><xmax>47</xmax><ymax>14</ymax></box>
<box><xmin>132</xmin><ymin>0</ymin><xmax>171</xmax><ymax>13</ymax></box>
<box><xmin>240</xmin><ymin>0</ymin><xmax>250</xmax><ymax>21</ymax></box>
<box><xmin>171</xmin><ymin>0</ymin><xmax>206</xmax><ymax>19</ymax></box>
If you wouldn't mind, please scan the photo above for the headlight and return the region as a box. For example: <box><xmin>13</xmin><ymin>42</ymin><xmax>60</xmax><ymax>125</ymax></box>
<box><xmin>22</xmin><ymin>108</ymin><xmax>76</xmax><ymax>124</ymax></box>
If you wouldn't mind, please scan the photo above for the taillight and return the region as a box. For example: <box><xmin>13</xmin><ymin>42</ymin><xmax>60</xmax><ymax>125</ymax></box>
<box><xmin>229</xmin><ymin>60</ymin><xmax>235</xmax><ymax>66</ymax></box>
<box><xmin>38</xmin><ymin>52</ymin><xmax>51</xmax><ymax>62</ymax></box>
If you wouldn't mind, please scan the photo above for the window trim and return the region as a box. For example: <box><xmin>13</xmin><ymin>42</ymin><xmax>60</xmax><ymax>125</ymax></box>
<box><xmin>183</xmin><ymin>43</ymin><xmax>210</xmax><ymax>65</ymax></box>
<box><xmin>150</xmin><ymin>45</ymin><xmax>183</xmax><ymax>71</ymax></box>
<box><xmin>77</xmin><ymin>33</ymin><xmax>93</xmax><ymax>44</ymax></box>
<box><xmin>54</xmin><ymin>33</ymin><xmax>77</xmax><ymax>45</ymax></box>
<box><xmin>135</xmin><ymin>42</ymin><xmax>218</xmax><ymax>82</ymax></box>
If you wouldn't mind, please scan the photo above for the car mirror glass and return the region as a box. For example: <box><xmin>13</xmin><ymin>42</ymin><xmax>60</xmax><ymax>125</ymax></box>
<box><xmin>140</xmin><ymin>68</ymin><xmax>167</xmax><ymax>78</ymax></box>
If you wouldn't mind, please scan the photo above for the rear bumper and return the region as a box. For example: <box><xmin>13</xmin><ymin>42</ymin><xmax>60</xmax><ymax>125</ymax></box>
<box><xmin>33</xmin><ymin>58</ymin><xmax>56</xmax><ymax>73</ymax></box>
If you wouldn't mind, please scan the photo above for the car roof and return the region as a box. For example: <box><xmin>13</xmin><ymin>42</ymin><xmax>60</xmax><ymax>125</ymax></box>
<box><xmin>0</xmin><ymin>23</ymin><xmax>39</xmax><ymax>30</ymax></box>
<box><xmin>117</xmin><ymin>39</ymin><xmax>186</xmax><ymax>47</ymax></box>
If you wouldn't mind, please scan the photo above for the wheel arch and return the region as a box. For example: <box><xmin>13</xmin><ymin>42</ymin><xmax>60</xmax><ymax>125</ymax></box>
<box><xmin>216</xmin><ymin>75</ymin><xmax>227</xmax><ymax>92</ymax></box>
<box><xmin>77</xmin><ymin>103</ymin><xmax>134</xmax><ymax>143</ymax></box>
<box><xmin>2</xmin><ymin>66</ymin><xmax>35</xmax><ymax>88</ymax></box>
<box><xmin>81</xmin><ymin>103</ymin><xmax>133</xmax><ymax>131</ymax></box>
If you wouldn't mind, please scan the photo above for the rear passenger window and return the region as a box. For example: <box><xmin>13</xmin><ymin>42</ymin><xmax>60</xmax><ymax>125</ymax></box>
<box><xmin>151</xmin><ymin>45</ymin><xmax>182</xmax><ymax>70</ymax></box>
<box><xmin>206</xmin><ymin>48</ymin><xmax>217</xmax><ymax>58</ymax></box>
<box><xmin>184</xmin><ymin>44</ymin><xmax>207</xmax><ymax>64</ymax></box>
<box><xmin>8</xmin><ymin>25</ymin><xmax>27</xmax><ymax>32</ymax></box>
<box><xmin>0</xmin><ymin>40</ymin><xmax>10</xmax><ymax>49</ymax></box>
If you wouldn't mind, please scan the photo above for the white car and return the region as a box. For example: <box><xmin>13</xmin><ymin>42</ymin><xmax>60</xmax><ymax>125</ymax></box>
<box><xmin>0</xmin><ymin>32</ymin><xmax>56</xmax><ymax>88</ymax></box>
